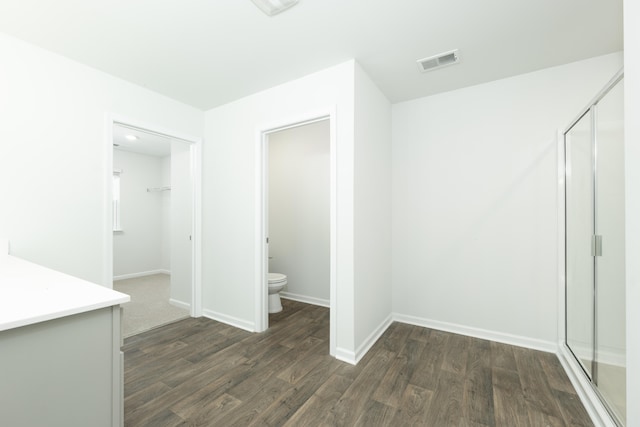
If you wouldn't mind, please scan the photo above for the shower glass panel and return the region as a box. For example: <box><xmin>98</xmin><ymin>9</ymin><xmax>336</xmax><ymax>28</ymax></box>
<box><xmin>594</xmin><ymin>79</ymin><xmax>626</xmax><ymax>424</ymax></box>
<box><xmin>565</xmin><ymin>110</ymin><xmax>595</xmax><ymax>378</ymax></box>
<box><xmin>565</xmin><ymin>71</ymin><xmax>625</xmax><ymax>426</ymax></box>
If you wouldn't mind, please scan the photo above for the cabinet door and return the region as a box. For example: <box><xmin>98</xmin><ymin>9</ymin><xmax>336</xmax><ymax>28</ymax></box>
<box><xmin>0</xmin><ymin>309</ymin><xmax>117</xmax><ymax>427</ymax></box>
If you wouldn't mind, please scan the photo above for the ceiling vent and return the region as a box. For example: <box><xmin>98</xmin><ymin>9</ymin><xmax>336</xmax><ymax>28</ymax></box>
<box><xmin>417</xmin><ymin>49</ymin><xmax>460</xmax><ymax>73</ymax></box>
<box><xmin>251</xmin><ymin>0</ymin><xmax>299</xmax><ymax>16</ymax></box>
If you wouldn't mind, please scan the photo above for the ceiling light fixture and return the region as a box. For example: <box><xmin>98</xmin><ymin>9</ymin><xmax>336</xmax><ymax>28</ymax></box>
<box><xmin>251</xmin><ymin>0</ymin><xmax>299</xmax><ymax>16</ymax></box>
<box><xmin>125</xmin><ymin>134</ymin><xmax>139</xmax><ymax>141</ymax></box>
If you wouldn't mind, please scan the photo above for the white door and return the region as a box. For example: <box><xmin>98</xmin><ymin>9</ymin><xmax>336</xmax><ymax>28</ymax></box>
<box><xmin>170</xmin><ymin>141</ymin><xmax>193</xmax><ymax>309</ymax></box>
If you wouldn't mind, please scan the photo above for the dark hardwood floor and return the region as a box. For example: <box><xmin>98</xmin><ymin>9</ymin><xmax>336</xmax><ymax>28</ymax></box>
<box><xmin>123</xmin><ymin>299</ymin><xmax>593</xmax><ymax>426</ymax></box>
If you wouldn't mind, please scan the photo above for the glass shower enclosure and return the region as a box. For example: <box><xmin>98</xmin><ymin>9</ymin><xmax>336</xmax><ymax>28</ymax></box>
<box><xmin>564</xmin><ymin>70</ymin><xmax>626</xmax><ymax>425</ymax></box>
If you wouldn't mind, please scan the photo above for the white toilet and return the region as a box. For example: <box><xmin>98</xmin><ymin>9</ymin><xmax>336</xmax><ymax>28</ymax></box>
<box><xmin>268</xmin><ymin>273</ymin><xmax>287</xmax><ymax>313</ymax></box>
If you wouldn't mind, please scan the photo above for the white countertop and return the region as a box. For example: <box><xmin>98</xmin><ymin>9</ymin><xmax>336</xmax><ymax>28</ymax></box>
<box><xmin>0</xmin><ymin>255</ymin><xmax>130</xmax><ymax>332</ymax></box>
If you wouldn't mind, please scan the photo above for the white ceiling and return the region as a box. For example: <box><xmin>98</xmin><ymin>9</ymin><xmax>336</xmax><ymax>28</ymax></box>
<box><xmin>0</xmin><ymin>0</ymin><xmax>623</xmax><ymax>110</ymax></box>
<box><xmin>113</xmin><ymin>124</ymin><xmax>172</xmax><ymax>157</ymax></box>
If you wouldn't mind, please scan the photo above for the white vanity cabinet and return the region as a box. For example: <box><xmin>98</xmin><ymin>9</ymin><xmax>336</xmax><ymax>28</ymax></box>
<box><xmin>0</xmin><ymin>255</ymin><xmax>130</xmax><ymax>427</ymax></box>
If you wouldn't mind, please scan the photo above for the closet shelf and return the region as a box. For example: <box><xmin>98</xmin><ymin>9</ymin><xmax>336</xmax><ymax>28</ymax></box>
<box><xmin>146</xmin><ymin>186</ymin><xmax>171</xmax><ymax>192</ymax></box>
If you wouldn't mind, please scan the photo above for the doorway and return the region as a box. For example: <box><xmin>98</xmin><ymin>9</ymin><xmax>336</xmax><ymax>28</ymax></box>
<box><xmin>105</xmin><ymin>116</ymin><xmax>202</xmax><ymax>336</ymax></box>
<box><xmin>268</xmin><ymin>120</ymin><xmax>330</xmax><ymax>307</ymax></box>
<box><xmin>255</xmin><ymin>113</ymin><xmax>337</xmax><ymax>357</ymax></box>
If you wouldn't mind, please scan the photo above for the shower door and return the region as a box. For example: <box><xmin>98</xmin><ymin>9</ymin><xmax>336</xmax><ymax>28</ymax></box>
<box><xmin>565</xmin><ymin>109</ymin><xmax>595</xmax><ymax>378</ymax></box>
<box><xmin>564</xmin><ymin>72</ymin><xmax>626</xmax><ymax>426</ymax></box>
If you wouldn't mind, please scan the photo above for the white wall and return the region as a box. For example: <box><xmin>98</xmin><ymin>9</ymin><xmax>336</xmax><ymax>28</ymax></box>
<box><xmin>353</xmin><ymin>63</ymin><xmax>393</xmax><ymax>355</ymax></box>
<box><xmin>112</xmin><ymin>150</ymin><xmax>166</xmax><ymax>278</ymax></box>
<box><xmin>392</xmin><ymin>53</ymin><xmax>623</xmax><ymax>349</ymax></box>
<box><xmin>268</xmin><ymin>120</ymin><xmax>330</xmax><ymax>305</ymax></box>
<box><xmin>0</xmin><ymin>33</ymin><xmax>202</xmax><ymax>286</ymax></box>
<box><xmin>623</xmin><ymin>0</ymin><xmax>640</xmax><ymax>423</ymax></box>
<box><xmin>203</xmin><ymin>61</ymin><xmax>357</xmax><ymax>355</ymax></box>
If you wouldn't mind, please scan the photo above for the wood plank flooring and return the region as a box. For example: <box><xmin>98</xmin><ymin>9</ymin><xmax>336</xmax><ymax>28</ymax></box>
<box><xmin>123</xmin><ymin>300</ymin><xmax>593</xmax><ymax>426</ymax></box>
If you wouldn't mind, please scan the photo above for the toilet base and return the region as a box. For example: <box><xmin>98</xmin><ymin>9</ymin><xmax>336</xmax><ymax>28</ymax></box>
<box><xmin>268</xmin><ymin>293</ymin><xmax>283</xmax><ymax>314</ymax></box>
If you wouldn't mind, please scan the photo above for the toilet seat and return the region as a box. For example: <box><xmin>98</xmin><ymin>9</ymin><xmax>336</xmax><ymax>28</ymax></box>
<box><xmin>268</xmin><ymin>273</ymin><xmax>287</xmax><ymax>284</ymax></box>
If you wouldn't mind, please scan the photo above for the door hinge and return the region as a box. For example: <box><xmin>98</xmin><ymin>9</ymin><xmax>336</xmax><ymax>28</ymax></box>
<box><xmin>591</xmin><ymin>235</ymin><xmax>602</xmax><ymax>257</ymax></box>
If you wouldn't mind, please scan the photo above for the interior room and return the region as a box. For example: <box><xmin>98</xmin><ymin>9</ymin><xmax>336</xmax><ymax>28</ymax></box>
<box><xmin>0</xmin><ymin>1</ymin><xmax>638</xmax><ymax>426</ymax></box>
<box><xmin>111</xmin><ymin>124</ymin><xmax>192</xmax><ymax>337</ymax></box>
<box><xmin>267</xmin><ymin>120</ymin><xmax>331</xmax><ymax>311</ymax></box>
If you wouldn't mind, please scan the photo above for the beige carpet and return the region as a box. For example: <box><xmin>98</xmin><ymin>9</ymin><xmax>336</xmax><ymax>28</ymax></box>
<box><xmin>114</xmin><ymin>274</ymin><xmax>190</xmax><ymax>338</ymax></box>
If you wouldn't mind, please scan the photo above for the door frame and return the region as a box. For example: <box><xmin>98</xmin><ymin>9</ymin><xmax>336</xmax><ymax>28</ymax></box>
<box><xmin>254</xmin><ymin>108</ymin><xmax>337</xmax><ymax>357</ymax></box>
<box><xmin>104</xmin><ymin>113</ymin><xmax>203</xmax><ymax>317</ymax></box>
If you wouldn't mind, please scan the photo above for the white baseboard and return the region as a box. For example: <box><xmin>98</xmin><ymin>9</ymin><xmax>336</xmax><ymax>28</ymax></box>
<box><xmin>280</xmin><ymin>292</ymin><xmax>330</xmax><ymax>308</ymax></box>
<box><xmin>557</xmin><ymin>344</ymin><xmax>619</xmax><ymax>427</ymax></box>
<box><xmin>335</xmin><ymin>314</ymin><xmax>394</xmax><ymax>366</ymax></box>
<box><xmin>355</xmin><ymin>314</ymin><xmax>394</xmax><ymax>364</ymax></box>
<box><xmin>335</xmin><ymin>347</ymin><xmax>357</xmax><ymax>365</ymax></box>
<box><xmin>339</xmin><ymin>311</ymin><xmax>554</xmax><ymax>367</ymax></box>
<box><xmin>565</xmin><ymin>341</ymin><xmax>626</xmax><ymax>368</ymax></box>
<box><xmin>169</xmin><ymin>298</ymin><xmax>190</xmax><ymax>311</ymax></box>
<box><xmin>596</xmin><ymin>347</ymin><xmax>626</xmax><ymax>368</ymax></box>
<box><xmin>203</xmin><ymin>309</ymin><xmax>255</xmax><ymax>332</ymax></box>
<box><xmin>113</xmin><ymin>269</ymin><xmax>170</xmax><ymax>281</ymax></box>
<box><xmin>392</xmin><ymin>313</ymin><xmax>557</xmax><ymax>353</ymax></box>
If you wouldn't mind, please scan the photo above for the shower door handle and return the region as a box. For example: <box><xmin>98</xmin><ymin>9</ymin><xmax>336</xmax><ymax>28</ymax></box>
<box><xmin>592</xmin><ymin>235</ymin><xmax>603</xmax><ymax>257</ymax></box>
